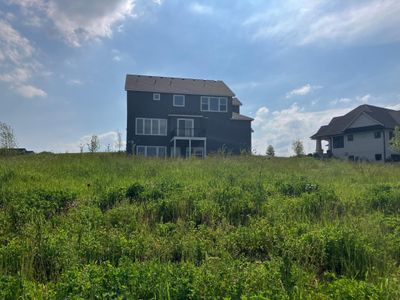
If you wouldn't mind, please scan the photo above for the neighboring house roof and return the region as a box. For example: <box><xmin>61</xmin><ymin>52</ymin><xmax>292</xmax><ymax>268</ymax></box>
<box><xmin>125</xmin><ymin>74</ymin><xmax>235</xmax><ymax>97</ymax></box>
<box><xmin>311</xmin><ymin>104</ymin><xmax>400</xmax><ymax>139</ymax></box>
<box><xmin>232</xmin><ymin>97</ymin><xmax>242</xmax><ymax>106</ymax></box>
<box><xmin>231</xmin><ymin>112</ymin><xmax>254</xmax><ymax>121</ymax></box>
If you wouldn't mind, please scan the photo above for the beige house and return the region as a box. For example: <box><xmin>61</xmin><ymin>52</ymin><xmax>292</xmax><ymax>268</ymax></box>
<box><xmin>311</xmin><ymin>104</ymin><xmax>400</xmax><ymax>162</ymax></box>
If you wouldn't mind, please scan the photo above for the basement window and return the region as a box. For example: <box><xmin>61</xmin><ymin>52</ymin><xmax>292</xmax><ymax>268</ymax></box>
<box><xmin>375</xmin><ymin>154</ymin><xmax>382</xmax><ymax>161</ymax></box>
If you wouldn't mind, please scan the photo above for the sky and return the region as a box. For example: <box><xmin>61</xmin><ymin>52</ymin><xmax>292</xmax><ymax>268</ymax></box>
<box><xmin>0</xmin><ymin>0</ymin><xmax>400</xmax><ymax>156</ymax></box>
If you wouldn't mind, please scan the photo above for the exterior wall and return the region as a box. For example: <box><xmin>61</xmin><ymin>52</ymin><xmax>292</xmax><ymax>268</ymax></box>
<box><xmin>126</xmin><ymin>90</ymin><xmax>251</xmax><ymax>155</ymax></box>
<box><xmin>348</xmin><ymin>113</ymin><xmax>380</xmax><ymax>128</ymax></box>
<box><xmin>330</xmin><ymin>129</ymin><xmax>399</xmax><ymax>161</ymax></box>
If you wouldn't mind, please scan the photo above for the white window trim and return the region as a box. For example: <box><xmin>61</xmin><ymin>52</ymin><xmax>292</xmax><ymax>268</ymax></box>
<box><xmin>200</xmin><ymin>96</ymin><xmax>228</xmax><ymax>112</ymax></box>
<box><xmin>135</xmin><ymin>118</ymin><xmax>167</xmax><ymax>136</ymax></box>
<box><xmin>173</xmin><ymin>95</ymin><xmax>185</xmax><ymax>107</ymax></box>
<box><xmin>153</xmin><ymin>93</ymin><xmax>160</xmax><ymax>101</ymax></box>
<box><xmin>136</xmin><ymin>145</ymin><xmax>167</xmax><ymax>157</ymax></box>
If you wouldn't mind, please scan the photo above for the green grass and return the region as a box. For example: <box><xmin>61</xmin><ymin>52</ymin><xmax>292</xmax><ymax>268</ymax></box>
<box><xmin>1</xmin><ymin>153</ymin><xmax>400</xmax><ymax>299</ymax></box>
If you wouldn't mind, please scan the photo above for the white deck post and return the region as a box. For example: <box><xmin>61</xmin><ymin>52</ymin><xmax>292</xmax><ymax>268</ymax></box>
<box><xmin>189</xmin><ymin>139</ymin><xmax>192</xmax><ymax>158</ymax></box>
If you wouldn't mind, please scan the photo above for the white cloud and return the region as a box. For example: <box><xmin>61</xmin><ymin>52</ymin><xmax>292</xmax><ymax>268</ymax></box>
<box><xmin>15</xmin><ymin>84</ymin><xmax>47</xmax><ymax>98</ymax></box>
<box><xmin>189</xmin><ymin>3</ymin><xmax>213</xmax><ymax>15</ymax></box>
<box><xmin>252</xmin><ymin>103</ymin><xmax>354</xmax><ymax>156</ymax></box>
<box><xmin>8</xmin><ymin>0</ymin><xmax>138</xmax><ymax>47</ymax></box>
<box><xmin>330</xmin><ymin>94</ymin><xmax>371</xmax><ymax>106</ymax></box>
<box><xmin>245</xmin><ymin>0</ymin><xmax>400</xmax><ymax>46</ymax></box>
<box><xmin>286</xmin><ymin>84</ymin><xmax>321</xmax><ymax>98</ymax></box>
<box><xmin>0</xmin><ymin>19</ymin><xmax>47</xmax><ymax>98</ymax></box>
<box><xmin>357</xmin><ymin>94</ymin><xmax>371</xmax><ymax>103</ymax></box>
<box><xmin>57</xmin><ymin>130</ymin><xmax>126</xmax><ymax>153</ymax></box>
<box><xmin>67</xmin><ymin>79</ymin><xmax>84</xmax><ymax>86</ymax></box>
<box><xmin>0</xmin><ymin>19</ymin><xmax>34</xmax><ymax>64</ymax></box>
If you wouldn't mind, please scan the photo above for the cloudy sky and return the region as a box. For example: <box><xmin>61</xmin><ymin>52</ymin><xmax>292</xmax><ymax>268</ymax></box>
<box><xmin>1</xmin><ymin>0</ymin><xmax>399</xmax><ymax>155</ymax></box>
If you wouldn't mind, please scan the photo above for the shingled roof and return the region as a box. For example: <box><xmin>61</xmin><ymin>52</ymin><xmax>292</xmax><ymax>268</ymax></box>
<box><xmin>311</xmin><ymin>104</ymin><xmax>400</xmax><ymax>139</ymax></box>
<box><xmin>125</xmin><ymin>74</ymin><xmax>235</xmax><ymax>97</ymax></box>
<box><xmin>231</xmin><ymin>112</ymin><xmax>254</xmax><ymax>121</ymax></box>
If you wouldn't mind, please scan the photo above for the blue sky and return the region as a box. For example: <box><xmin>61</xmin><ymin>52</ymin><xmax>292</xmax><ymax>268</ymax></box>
<box><xmin>0</xmin><ymin>0</ymin><xmax>399</xmax><ymax>155</ymax></box>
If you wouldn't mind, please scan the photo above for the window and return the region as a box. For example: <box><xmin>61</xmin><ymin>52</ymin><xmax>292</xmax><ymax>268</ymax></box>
<box><xmin>389</xmin><ymin>131</ymin><xmax>394</xmax><ymax>140</ymax></box>
<box><xmin>201</xmin><ymin>97</ymin><xmax>208</xmax><ymax>111</ymax></box>
<box><xmin>136</xmin><ymin>118</ymin><xmax>167</xmax><ymax>136</ymax></box>
<box><xmin>136</xmin><ymin>146</ymin><xmax>167</xmax><ymax>157</ymax></box>
<box><xmin>375</xmin><ymin>154</ymin><xmax>382</xmax><ymax>161</ymax></box>
<box><xmin>348</xmin><ymin>155</ymin><xmax>355</xmax><ymax>161</ymax></box>
<box><xmin>219</xmin><ymin>98</ymin><xmax>227</xmax><ymax>112</ymax></box>
<box><xmin>332</xmin><ymin>136</ymin><xmax>344</xmax><ymax>149</ymax></box>
<box><xmin>200</xmin><ymin>96</ymin><xmax>228</xmax><ymax>112</ymax></box>
<box><xmin>137</xmin><ymin>146</ymin><xmax>145</xmax><ymax>156</ymax></box>
<box><xmin>153</xmin><ymin>93</ymin><xmax>160</xmax><ymax>101</ymax></box>
<box><xmin>210</xmin><ymin>97</ymin><xmax>219</xmax><ymax>111</ymax></box>
<box><xmin>347</xmin><ymin>134</ymin><xmax>353</xmax><ymax>141</ymax></box>
<box><xmin>173</xmin><ymin>95</ymin><xmax>185</xmax><ymax>107</ymax></box>
<box><xmin>374</xmin><ymin>131</ymin><xmax>381</xmax><ymax>139</ymax></box>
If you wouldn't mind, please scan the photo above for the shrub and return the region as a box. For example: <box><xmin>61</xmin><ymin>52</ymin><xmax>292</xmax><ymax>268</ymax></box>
<box><xmin>299</xmin><ymin>189</ymin><xmax>344</xmax><ymax>219</ymax></box>
<box><xmin>368</xmin><ymin>184</ymin><xmax>400</xmax><ymax>214</ymax></box>
<box><xmin>276</xmin><ymin>176</ymin><xmax>319</xmax><ymax>197</ymax></box>
<box><xmin>125</xmin><ymin>182</ymin><xmax>145</xmax><ymax>201</ymax></box>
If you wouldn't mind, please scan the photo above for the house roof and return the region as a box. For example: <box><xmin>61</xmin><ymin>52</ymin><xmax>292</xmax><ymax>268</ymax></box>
<box><xmin>311</xmin><ymin>104</ymin><xmax>400</xmax><ymax>139</ymax></box>
<box><xmin>232</xmin><ymin>97</ymin><xmax>242</xmax><ymax>106</ymax></box>
<box><xmin>125</xmin><ymin>74</ymin><xmax>235</xmax><ymax>97</ymax></box>
<box><xmin>231</xmin><ymin>112</ymin><xmax>254</xmax><ymax>121</ymax></box>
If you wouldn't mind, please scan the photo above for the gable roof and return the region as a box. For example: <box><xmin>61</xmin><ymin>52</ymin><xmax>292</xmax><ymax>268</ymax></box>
<box><xmin>125</xmin><ymin>74</ymin><xmax>235</xmax><ymax>97</ymax></box>
<box><xmin>311</xmin><ymin>104</ymin><xmax>400</xmax><ymax>139</ymax></box>
<box><xmin>232</xmin><ymin>97</ymin><xmax>242</xmax><ymax>106</ymax></box>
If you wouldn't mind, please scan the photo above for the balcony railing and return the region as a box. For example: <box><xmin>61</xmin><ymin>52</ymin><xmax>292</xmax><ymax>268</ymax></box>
<box><xmin>171</xmin><ymin>127</ymin><xmax>206</xmax><ymax>138</ymax></box>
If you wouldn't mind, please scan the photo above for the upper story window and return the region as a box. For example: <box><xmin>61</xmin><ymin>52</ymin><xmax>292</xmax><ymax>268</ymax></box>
<box><xmin>153</xmin><ymin>93</ymin><xmax>160</xmax><ymax>101</ymax></box>
<box><xmin>374</xmin><ymin>131</ymin><xmax>381</xmax><ymax>139</ymax></box>
<box><xmin>332</xmin><ymin>136</ymin><xmax>344</xmax><ymax>149</ymax></box>
<box><xmin>173</xmin><ymin>95</ymin><xmax>185</xmax><ymax>107</ymax></box>
<box><xmin>201</xmin><ymin>96</ymin><xmax>228</xmax><ymax>112</ymax></box>
<box><xmin>347</xmin><ymin>134</ymin><xmax>354</xmax><ymax>141</ymax></box>
<box><xmin>136</xmin><ymin>118</ymin><xmax>167</xmax><ymax>136</ymax></box>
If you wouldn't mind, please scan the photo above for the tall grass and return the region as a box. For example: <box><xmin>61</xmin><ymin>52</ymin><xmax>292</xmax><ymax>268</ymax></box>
<box><xmin>1</xmin><ymin>153</ymin><xmax>400</xmax><ymax>299</ymax></box>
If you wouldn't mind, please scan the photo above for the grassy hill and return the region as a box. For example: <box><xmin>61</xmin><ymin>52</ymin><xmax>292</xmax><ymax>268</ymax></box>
<box><xmin>1</xmin><ymin>153</ymin><xmax>400</xmax><ymax>299</ymax></box>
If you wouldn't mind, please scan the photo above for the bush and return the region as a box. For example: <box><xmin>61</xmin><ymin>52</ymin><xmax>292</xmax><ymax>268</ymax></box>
<box><xmin>368</xmin><ymin>184</ymin><xmax>400</xmax><ymax>214</ymax></box>
<box><xmin>276</xmin><ymin>176</ymin><xmax>319</xmax><ymax>197</ymax></box>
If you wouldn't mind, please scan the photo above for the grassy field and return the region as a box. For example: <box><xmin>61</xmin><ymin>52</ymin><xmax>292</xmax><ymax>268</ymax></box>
<box><xmin>1</xmin><ymin>153</ymin><xmax>400</xmax><ymax>299</ymax></box>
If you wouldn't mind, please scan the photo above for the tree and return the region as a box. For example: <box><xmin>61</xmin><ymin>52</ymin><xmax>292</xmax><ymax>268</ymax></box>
<box><xmin>266</xmin><ymin>145</ymin><xmax>275</xmax><ymax>157</ymax></box>
<box><xmin>116</xmin><ymin>131</ymin><xmax>123</xmax><ymax>152</ymax></box>
<box><xmin>87</xmin><ymin>135</ymin><xmax>100</xmax><ymax>153</ymax></box>
<box><xmin>292</xmin><ymin>139</ymin><xmax>304</xmax><ymax>157</ymax></box>
<box><xmin>390</xmin><ymin>126</ymin><xmax>400</xmax><ymax>152</ymax></box>
<box><xmin>0</xmin><ymin>122</ymin><xmax>17</xmax><ymax>149</ymax></box>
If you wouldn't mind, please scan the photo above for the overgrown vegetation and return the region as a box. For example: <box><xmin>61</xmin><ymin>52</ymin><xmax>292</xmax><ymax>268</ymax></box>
<box><xmin>1</xmin><ymin>153</ymin><xmax>400</xmax><ymax>299</ymax></box>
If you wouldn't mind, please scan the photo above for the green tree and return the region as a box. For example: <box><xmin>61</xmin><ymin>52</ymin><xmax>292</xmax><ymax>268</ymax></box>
<box><xmin>0</xmin><ymin>121</ymin><xmax>17</xmax><ymax>149</ymax></box>
<box><xmin>87</xmin><ymin>135</ymin><xmax>100</xmax><ymax>153</ymax></box>
<box><xmin>390</xmin><ymin>126</ymin><xmax>400</xmax><ymax>152</ymax></box>
<box><xmin>266</xmin><ymin>145</ymin><xmax>275</xmax><ymax>157</ymax></box>
<box><xmin>292</xmin><ymin>139</ymin><xmax>304</xmax><ymax>157</ymax></box>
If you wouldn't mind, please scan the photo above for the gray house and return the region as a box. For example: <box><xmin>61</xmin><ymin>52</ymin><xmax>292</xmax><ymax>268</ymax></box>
<box><xmin>125</xmin><ymin>74</ymin><xmax>253</xmax><ymax>157</ymax></box>
<box><xmin>311</xmin><ymin>104</ymin><xmax>400</xmax><ymax>162</ymax></box>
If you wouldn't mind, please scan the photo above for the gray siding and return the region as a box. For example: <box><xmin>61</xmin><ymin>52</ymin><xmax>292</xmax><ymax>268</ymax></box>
<box><xmin>126</xmin><ymin>91</ymin><xmax>251</xmax><ymax>155</ymax></box>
